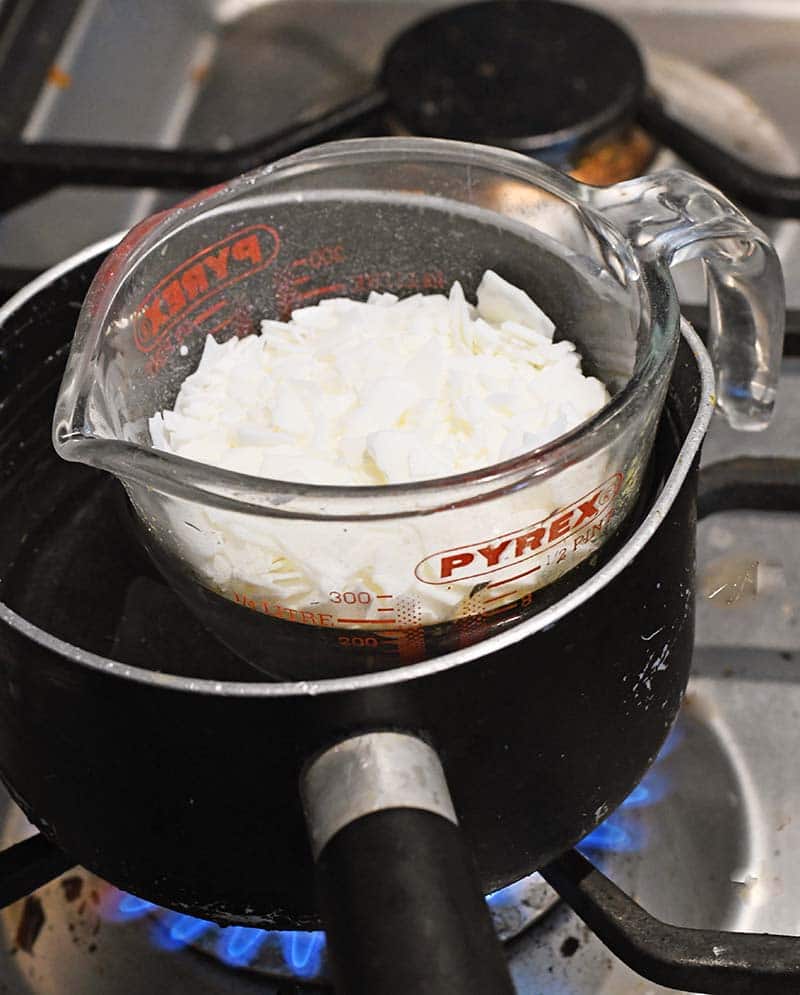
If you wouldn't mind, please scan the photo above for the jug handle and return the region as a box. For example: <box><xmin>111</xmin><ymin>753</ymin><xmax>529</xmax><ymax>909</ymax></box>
<box><xmin>301</xmin><ymin>731</ymin><xmax>515</xmax><ymax>995</ymax></box>
<box><xmin>588</xmin><ymin>169</ymin><xmax>785</xmax><ymax>431</ymax></box>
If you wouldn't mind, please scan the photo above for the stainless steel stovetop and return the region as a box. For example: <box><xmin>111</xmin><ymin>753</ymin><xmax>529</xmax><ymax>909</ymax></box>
<box><xmin>0</xmin><ymin>2</ymin><xmax>799</xmax><ymax>993</ymax></box>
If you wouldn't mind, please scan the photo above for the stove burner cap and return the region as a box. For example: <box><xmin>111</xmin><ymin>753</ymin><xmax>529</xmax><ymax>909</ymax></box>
<box><xmin>382</xmin><ymin>0</ymin><xmax>645</xmax><ymax>159</ymax></box>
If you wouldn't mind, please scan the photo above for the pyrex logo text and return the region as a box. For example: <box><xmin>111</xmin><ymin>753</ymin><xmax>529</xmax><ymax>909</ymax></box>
<box><xmin>415</xmin><ymin>474</ymin><xmax>622</xmax><ymax>584</ymax></box>
<box><xmin>133</xmin><ymin>224</ymin><xmax>280</xmax><ymax>353</ymax></box>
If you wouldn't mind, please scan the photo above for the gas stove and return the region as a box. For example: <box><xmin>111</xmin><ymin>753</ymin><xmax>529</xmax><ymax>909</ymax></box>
<box><xmin>0</xmin><ymin>2</ymin><xmax>799</xmax><ymax>993</ymax></box>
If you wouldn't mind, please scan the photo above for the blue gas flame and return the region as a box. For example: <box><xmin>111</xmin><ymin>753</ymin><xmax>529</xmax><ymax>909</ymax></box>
<box><xmin>654</xmin><ymin>722</ymin><xmax>685</xmax><ymax>761</ymax></box>
<box><xmin>580</xmin><ymin>820</ymin><xmax>642</xmax><ymax>854</ymax></box>
<box><xmin>110</xmin><ymin>893</ymin><xmax>157</xmax><ymax>921</ymax></box>
<box><xmin>280</xmin><ymin>930</ymin><xmax>326</xmax><ymax>978</ymax></box>
<box><xmin>219</xmin><ymin>926</ymin><xmax>269</xmax><ymax>966</ymax></box>
<box><xmin>578</xmin><ymin>726</ymin><xmax>678</xmax><ymax>856</ymax></box>
<box><xmin>108</xmin><ymin>891</ymin><xmax>327</xmax><ymax>976</ymax></box>
<box><xmin>107</xmin><ymin>724</ymin><xmax>681</xmax><ymax>978</ymax></box>
<box><xmin>154</xmin><ymin>911</ymin><xmax>213</xmax><ymax>951</ymax></box>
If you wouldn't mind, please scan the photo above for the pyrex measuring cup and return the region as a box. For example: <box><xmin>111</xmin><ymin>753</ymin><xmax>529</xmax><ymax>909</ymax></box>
<box><xmin>53</xmin><ymin>138</ymin><xmax>784</xmax><ymax>679</ymax></box>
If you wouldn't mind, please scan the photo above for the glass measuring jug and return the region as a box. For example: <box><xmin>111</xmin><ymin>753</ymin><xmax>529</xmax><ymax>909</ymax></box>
<box><xmin>53</xmin><ymin>138</ymin><xmax>784</xmax><ymax>678</ymax></box>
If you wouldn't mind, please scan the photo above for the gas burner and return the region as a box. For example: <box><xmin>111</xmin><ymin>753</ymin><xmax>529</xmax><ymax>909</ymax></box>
<box><xmin>94</xmin><ymin>872</ymin><xmax>557</xmax><ymax>986</ymax></box>
<box><xmin>0</xmin><ymin>716</ymin><xmax>752</xmax><ymax>993</ymax></box>
<box><xmin>382</xmin><ymin>0</ymin><xmax>645</xmax><ymax>164</ymax></box>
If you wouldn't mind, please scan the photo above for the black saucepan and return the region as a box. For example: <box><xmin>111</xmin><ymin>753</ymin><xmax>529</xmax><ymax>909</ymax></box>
<box><xmin>0</xmin><ymin>241</ymin><xmax>711</xmax><ymax>993</ymax></box>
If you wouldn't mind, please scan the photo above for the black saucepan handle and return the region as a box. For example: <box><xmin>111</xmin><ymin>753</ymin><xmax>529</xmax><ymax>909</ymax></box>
<box><xmin>638</xmin><ymin>95</ymin><xmax>800</xmax><ymax>219</ymax></box>
<box><xmin>301</xmin><ymin>732</ymin><xmax>515</xmax><ymax>995</ymax></box>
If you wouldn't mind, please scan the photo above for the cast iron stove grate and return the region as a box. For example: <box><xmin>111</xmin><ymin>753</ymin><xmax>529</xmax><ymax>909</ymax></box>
<box><xmin>2</xmin><ymin>0</ymin><xmax>800</xmax><ymax>219</ymax></box>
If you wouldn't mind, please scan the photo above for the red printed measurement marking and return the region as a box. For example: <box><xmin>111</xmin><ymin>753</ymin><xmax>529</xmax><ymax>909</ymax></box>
<box><xmin>295</xmin><ymin>283</ymin><xmax>346</xmax><ymax>302</ymax></box>
<box><xmin>287</xmin><ymin>245</ymin><xmax>345</xmax><ymax>277</ymax></box>
<box><xmin>377</xmin><ymin>607</ymin><xmax>396</xmax><ymax>613</ymax></box>
<box><xmin>336</xmin><ymin>618</ymin><xmax>399</xmax><ymax>625</ymax></box>
<box><xmin>275</xmin><ymin>244</ymin><xmax>347</xmax><ymax>319</ymax></box>
<box><xmin>232</xmin><ymin>593</ymin><xmax>335</xmax><ymax>627</ymax></box>
<box><xmin>379</xmin><ymin>596</ymin><xmax>427</xmax><ymax>664</ymax></box>
<box><xmin>337</xmin><ymin>634</ymin><xmax>380</xmax><ymax>649</ymax></box>
<box><xmin>275</xmin><ymin>243</ymin><xmax>347</xmax><ymax>316</ymax></box>
<box><xmin>293</xmin><ymin>245</ymin><xmax>345</xmax><ymax>269</ymax></box>
<box><xmin>348</xmin><ymin>269</ymin><xmax>446</xmax><ymax>295</ymax></box>
<box><xmin>485</xmin><ymin>589</ymin><xmax>518</xmax><ymax>604</ymax></box>
<box><xmin>329</xmin><ymin>591</ymin><xmax>373</xmax><ymax>605</ymax></box>
<box><xmin>481</xmin><ymin>596</ymin><xmax>530</xmax><ymax>618</ymax></box>
<box><xmin>481</xmin><ymin>606</ymin><xmax>519</xmax><ymax>620</ymax></box>
<box><xmin>487</xmin><ymin>565</ymin><xmax>542</xmax><ymax>588</ymax></box>
<box><xmin>205</xmin><ymin>318</ymin><xmax>233</xmax><ymax>337</ymax></box>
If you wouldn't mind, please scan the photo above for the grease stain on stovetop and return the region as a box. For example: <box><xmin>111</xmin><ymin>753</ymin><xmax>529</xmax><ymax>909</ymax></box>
<box><xmin>14</xmin><ymin>896</ymin><xmax>44</xmax><ymax>954</ymax></box>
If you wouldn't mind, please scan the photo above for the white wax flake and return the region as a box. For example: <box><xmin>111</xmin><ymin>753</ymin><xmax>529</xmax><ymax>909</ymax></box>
<box><xmin>476</xmin><ymin>270</ymin><xmax>555</xmax><ymax>338</ymax></box>
<box><xmin>147</xmin><ymin>273</ymin><xmax>613</xmax><ymax>627</ymax></box>
<box><xmin>149</xmin><ymin>271</ymin><xmax>608</xmax><ymax>486</ymax></box>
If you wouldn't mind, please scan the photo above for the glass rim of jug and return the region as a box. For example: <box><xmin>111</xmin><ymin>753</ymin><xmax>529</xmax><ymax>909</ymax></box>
<box><xmin>53</xmin><ymin>137</ymin><xmax>681</xmax><ymax>521</ymax></box>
